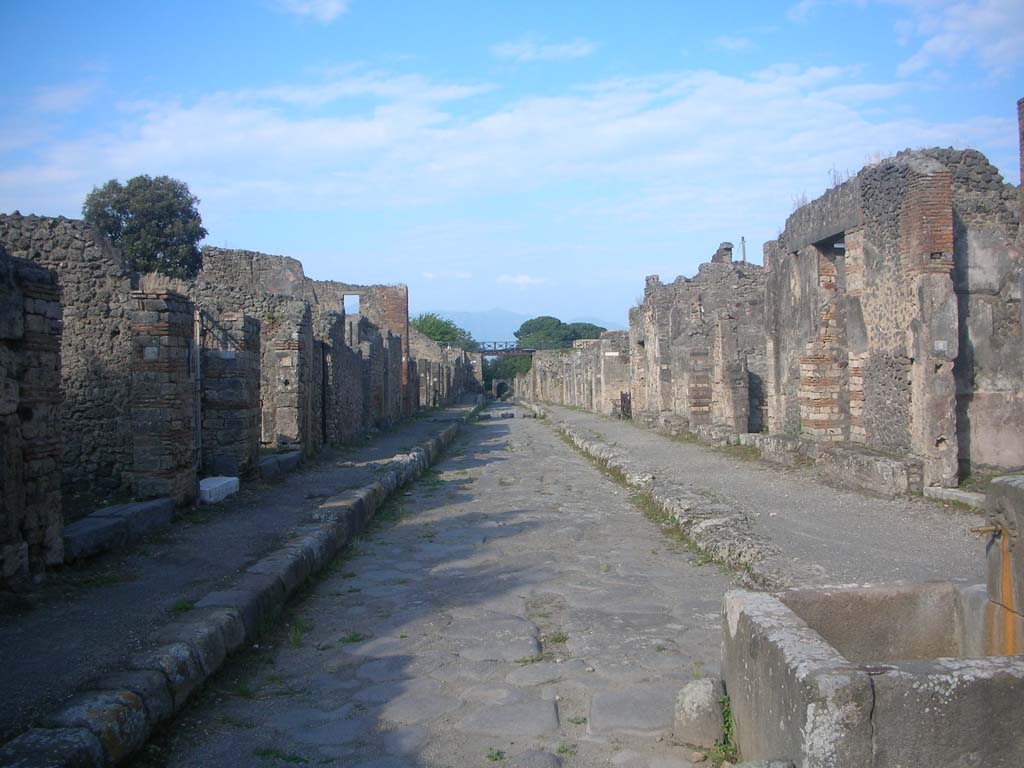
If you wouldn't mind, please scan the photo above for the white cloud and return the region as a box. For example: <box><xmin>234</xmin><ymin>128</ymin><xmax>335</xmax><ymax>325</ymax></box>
<box><xmin>274</xmin><ymin>0</ymin><xmax>349</xmax><ymax>23</ymax></box>
<box><xmin>895</xmin><ymin>0</ymin><xmax>1024</xmax><ymax>77</ymax></box>
<box><xmin>498</xmin><ymin>274</ymin><xmax>546</xmax><ymax>287</ymax></box>
<box><xmin>32</xmin><ymin>82</ymin><xmax>99</xmax><ymax>113</ymax></box>
<box><xmin>422</xmin><ymin>271</ymin><xmax>435</xmax><ymax>280</ymax></box>
<box><xmin>0</xmin><ymin>64</ymin><xmax>1017</xmax><ymax>254</ymax></box>
<box><xmin>711</xmin><ymin>36</ymin><xmax>752</xmax><ymax>51</ymax></box>
<box><xmin>491</xmin><ymin>37</ymin><xmax>597</xmax><ymax>63</ymax></box>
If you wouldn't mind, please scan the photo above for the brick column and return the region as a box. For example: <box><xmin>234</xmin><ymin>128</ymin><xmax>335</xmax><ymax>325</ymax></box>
<box><xmin>130</xmin><ymin>290</ymin><xmax>196</xmax><ymax>505</ymax></box>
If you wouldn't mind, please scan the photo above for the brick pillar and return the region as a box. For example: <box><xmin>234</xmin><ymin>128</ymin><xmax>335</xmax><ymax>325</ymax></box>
<box><xmin>130</xmin><ymin>290</ymin><xmax>197</xmax><ymax>505</ymax></box>
<box><xmin>687</xmin><ymin>348</ymin><xmax>712</xmax><ymax>426</ymax></box>
<box><xmin>201</xmin><ymin>312</ymin><xmax>260</xmax><ymax>477</ymax></box>
<box><xmin>799</xmin><ymin>253</ymin><xmax>849</xmax><ymax>442</ymax></box>
<box><xmin>900</xmin><ymin>168</ymin><xmax>959</xmax><ymax>487</ymax></box>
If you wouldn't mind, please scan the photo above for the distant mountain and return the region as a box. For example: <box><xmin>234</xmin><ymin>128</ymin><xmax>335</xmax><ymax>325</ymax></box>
<box><xmin>421</xmin><ymin>308</ymin><xmax>625</xmax><ymax>342</ymax></box>
<box><xmin>427</xmin><ymin>308</ymin><xmax>531</xmax><ymax>342</ymax></box>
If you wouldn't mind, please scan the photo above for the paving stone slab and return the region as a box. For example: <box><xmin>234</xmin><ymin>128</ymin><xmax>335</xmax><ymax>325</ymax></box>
<box><xmin>589</xmin><ymin>686</ymin><xmax>678</xmax><ymax>736</ymax></box>
<box><xmin>458</xmin><ymin>698</ymin><xmax>559</xmax><ymax>737</ymax></box>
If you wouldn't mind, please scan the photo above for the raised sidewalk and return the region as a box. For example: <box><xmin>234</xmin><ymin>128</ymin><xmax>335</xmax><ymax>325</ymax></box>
<box><xmin>526</xmin><ymin>402</ymin><xmax>986</xmax><ymax>591</ymax></box>
<box><xmin>0</xmin><ymin>396</ymin><xmax>481</xmax><ymax>766</ymax></box>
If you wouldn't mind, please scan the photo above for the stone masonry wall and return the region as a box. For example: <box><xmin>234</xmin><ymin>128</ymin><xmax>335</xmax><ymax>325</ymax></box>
<box><xmin>1</xmin><ymin>248</ymin><xmax>62</xmax><ymax>588</ymax></box>
<box><xmin>409</xmin><ymin>327</ymin><xmax>479</xmax><ymax>409</ymax></box>
<box><xmin>630</xmin><ymin>247</ymin><xmax>767</xmax><ymax>432</ymax></box>
<box><xmin>0</xmin><ymin>214</ymin><xmax>134</xmax><ymax>505</ymax></box>
<box><xmin>129</xmin><ymin>290</ymin><xmax>197</xmax><ymax>505</ymax></box>
<box><xmin>200</xmin><ymin>311</ymin><xmax>261</xmax><ymax>477</ymax></box>
<box><xmin>920</xmin><ymin>147</ymin><xmax>1023</xmax><ymax>474</ymax></box>
<box><xmin>766</xmin><ymin>151</ymin><xmax>968</xmax><ymax>486</ymax></box>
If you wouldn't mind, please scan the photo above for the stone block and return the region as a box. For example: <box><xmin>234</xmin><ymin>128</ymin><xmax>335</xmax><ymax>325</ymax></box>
<box><xmin>152</xmin><ymin>617</ymin><xmax>228</xmax><ymax>677</ymax></box>
<box><xmin>198</xmin><ymin>476</ymin><xmax>239</xmax><ymax>505</ymax></box>
<box><xmin>673</xmin><ymin>678</ymin><xmax>724</xmax><ymax>748</ymax></box>
<box><xmin>872</xmin><ymin>657</ymin><xmax>1024</xmax><ymax>766</ymax></box>
<box><xmin>62</xmin><ymin>517</ymin><xmax>128</xmax><ymax>562</ymax></box>
<box><xmin>922</xmin><ymin>485</ymin><xmax>985</xmax><ymax>508</ymax></box>
<box><xmin>127</xmin><ymin>642</ymin><xmax>205</xmax><ymax>710</ymax></box>
<box><xmin>721</xmin><ymin>590</ymin><xmax>873</xmax><ymax>767</ymax></box>
<box><xmin>91</xmin><ymin>498</ymin><xmax>174</xmax><ymax>539</ymax></box>
<box><xmin>41</xmin><ymin>690</ymin><xmax>148</xmax><ymax>765</ymax></box>
<box><xmin>986</xmin><ymin>474</ymin><xmax>1024</xmax><ymax>615</ymax></box>
<box><xmin>0</xmin><ymin>726</ymin><xmax>104</xmax><ymax>768</ymax></box>
<box><xmin>87</xmin><ymin>669</ymin><xmax>174</xmax><ymax>727</ymax></box>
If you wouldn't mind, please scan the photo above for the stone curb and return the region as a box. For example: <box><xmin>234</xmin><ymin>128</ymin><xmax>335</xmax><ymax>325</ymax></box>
<box><xmin>521</xmin><ymin>401</ymin><xmax>785</xmax><ymax>591</ymax></box>
<box><xmin>0</xmin><ymin>397</ymin><xmax>484</xmax><ymax>767</ymax></box>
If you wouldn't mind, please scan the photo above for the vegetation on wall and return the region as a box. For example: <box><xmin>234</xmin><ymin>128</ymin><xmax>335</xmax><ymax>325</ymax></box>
<box><xmin>83</xmin><ymin>175</ymin><xmax>207</xmax><ymax>279</ymax></box>
<box><xmin>411</xmin><ymin>312</ymin><xmax>479</xmax><ymax>351</ymax></box>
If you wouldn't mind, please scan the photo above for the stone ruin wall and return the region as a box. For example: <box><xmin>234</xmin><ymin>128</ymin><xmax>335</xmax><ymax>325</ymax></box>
<box><xmin>200</xmin><ymin>312</ymin><xmax>261</xmax><ymax>477</ymax></box>
<box><xmin>765</xmin><ymin>145</ymin><xmax>1021</xmax><ymax>483</ymax></box>
<box><xmin>629</xmin><ymin>246</ymin><xmax>767</xmax><ymax>433</ymax></box>
<box><xmin>921</xmin><ymin>147</ymin><xmax>1022</xmax><ymax>474</ymax></box>
<box><xmin>1</xmin><ymin>247</ymin><xmax>62</xmax><ymax>586</ymax></box>
<box><xmin>409</xmin><ymin>327</ymin><xmax>480</xmax><ymax>409</ymax></box>
<box><xmin>0</xmin><ymin>214</ymin><xmax>134</xmax><ymax>507</ymax></box>
<box><xmin>515</xmin><ymin>331</ymin><xmax>631</xmax><ymax>418</ymax></box>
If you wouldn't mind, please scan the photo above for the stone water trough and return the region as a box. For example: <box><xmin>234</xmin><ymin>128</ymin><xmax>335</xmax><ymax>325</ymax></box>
<box><xmin>721</xmin><ymin>476</ymin><xmax>1024</xmax><ymax>767</ymax></box>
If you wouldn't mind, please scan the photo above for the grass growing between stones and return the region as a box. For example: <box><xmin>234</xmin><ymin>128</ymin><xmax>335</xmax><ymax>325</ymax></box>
<box><xmin>486</xmin><ymin>748</ymin><xmax>507</xmax><ymax>761</ymax></box>
<box><xmin>287</xmin><ymin>614</ymin><xmax>311</xmax><ymax>647</ymax></box>
<box><xmin>553</xmin><ymin>422</ymin><xmax>746</xmax><ymax>578</ymax></box>
<box><xmin>706</xmin><ymin>695</ymin><xmax>739</xmax><ymax>766</ymax></box>
<box><xmin>171</xmin><ymin>598</ymin><xmax>194</xmax><ymax>614</ymax></box>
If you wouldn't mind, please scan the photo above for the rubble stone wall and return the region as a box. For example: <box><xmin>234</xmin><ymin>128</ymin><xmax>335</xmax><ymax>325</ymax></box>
<box><xmin>764</xmin><ymin>150</ymin><xmax>1005</xmax><ymax>485</ymax></box>
<box><xmin>630</xmin><ymin>250</ymin><xmax>767</xmax><ymax>432</ymax></box>
<box><xmin>1</xmin><ymin>248</ymin><xmax>62</xmax><ymax>588</ymax></box>
<box><xmin>0</xmin><ymin>214</ymin><xmax>134</xmax><ymax>502</ymax></box>
<box><xmin>200</xmin><ymin>311</ymin><xmax>261</xmax><ymax>477</ymax></box>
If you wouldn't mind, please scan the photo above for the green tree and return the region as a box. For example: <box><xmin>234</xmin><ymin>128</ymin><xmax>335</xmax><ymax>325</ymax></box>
<box><xmin>82</xmin><ymin>175</ymin><xmax>208</xmax><ymax>279</ymax></box>
<box><xmin>513</xmin><ymin>316</ymin><xmax>606</xmax><ymax>349</ymax></box>
<box><xmin>410</xmin><ymin>312</ymin><xmax>479</xmax><ymax>351</ymax></box>
<box><xmin>484</xmin><ymin>355</ymin><xmax>532</xmax><ymax>388</ymax></box>
<box><xmin>565</xmin><ymin>322</ymin><xmax>606</xmax><ymax>341</ymax></box>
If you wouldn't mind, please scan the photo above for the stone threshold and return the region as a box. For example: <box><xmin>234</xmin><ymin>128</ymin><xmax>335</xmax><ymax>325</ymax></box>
<box><xmin>0</xmin><ymin>397</ymin><xmax>484</xmax><ymax>767</ymax></box>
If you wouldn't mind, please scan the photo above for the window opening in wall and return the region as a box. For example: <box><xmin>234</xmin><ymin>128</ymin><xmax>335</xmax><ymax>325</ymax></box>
<box><xmin>344</xmin><ymin>294</ymin><xmax>361</xmax><ymax>315</ymax></box>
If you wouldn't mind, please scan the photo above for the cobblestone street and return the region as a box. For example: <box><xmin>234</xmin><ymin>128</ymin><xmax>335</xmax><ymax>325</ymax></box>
<box><xmin>134</xmin><ymin>406</ymin><xmax>734</xmax><ymax>768</ymax></box>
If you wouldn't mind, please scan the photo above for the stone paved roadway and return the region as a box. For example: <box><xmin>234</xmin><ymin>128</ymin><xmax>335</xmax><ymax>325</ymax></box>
<box><xmin>134</xmin><ymin>404</ymin><xmax>732</xmax><ymax>768</ymax></box>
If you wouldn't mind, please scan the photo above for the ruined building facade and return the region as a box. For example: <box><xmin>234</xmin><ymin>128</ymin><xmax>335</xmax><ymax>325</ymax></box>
<box><xmin>517</xmin><ymin>101</ymin><xmax>1023</xmax><ymax>490</ymax></box>
<box><xmin>0</xmin><ymin>222</ymin><xmax>480</xmax><ymax>590</ymax></box>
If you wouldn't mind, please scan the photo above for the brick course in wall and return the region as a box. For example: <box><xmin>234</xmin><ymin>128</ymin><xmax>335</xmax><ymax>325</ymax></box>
<box><xmin>129</xmin><ymin>290</ymin><xmax>197</xmax><ymax>505</ymax></box>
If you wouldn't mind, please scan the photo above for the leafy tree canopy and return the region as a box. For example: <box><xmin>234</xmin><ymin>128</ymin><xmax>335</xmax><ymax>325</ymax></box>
<box><xmin>484</xmin><ymin>355</ymin><xmax>532</xmax><ymax>386</ymax></box>
<box><xmin>83</xmin><ymin>175</ymin><xmax>208</xmax><ymax>279</ymax></box>
<box><xmin>410</xmin><ymin>312</ymin><xmax>479</xmax><ymax>351</ymax></box>
<box><xmin>513</xmin><ymin>316</ymin><xmax>605</xmax><ymax>349</ymax></box>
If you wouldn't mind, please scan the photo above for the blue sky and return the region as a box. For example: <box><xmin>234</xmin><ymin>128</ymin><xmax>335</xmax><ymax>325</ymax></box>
<box><xmin>1</xmin><ymin>1</ymin><xmax>1021</xmax><ymax>329</ymax></box>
